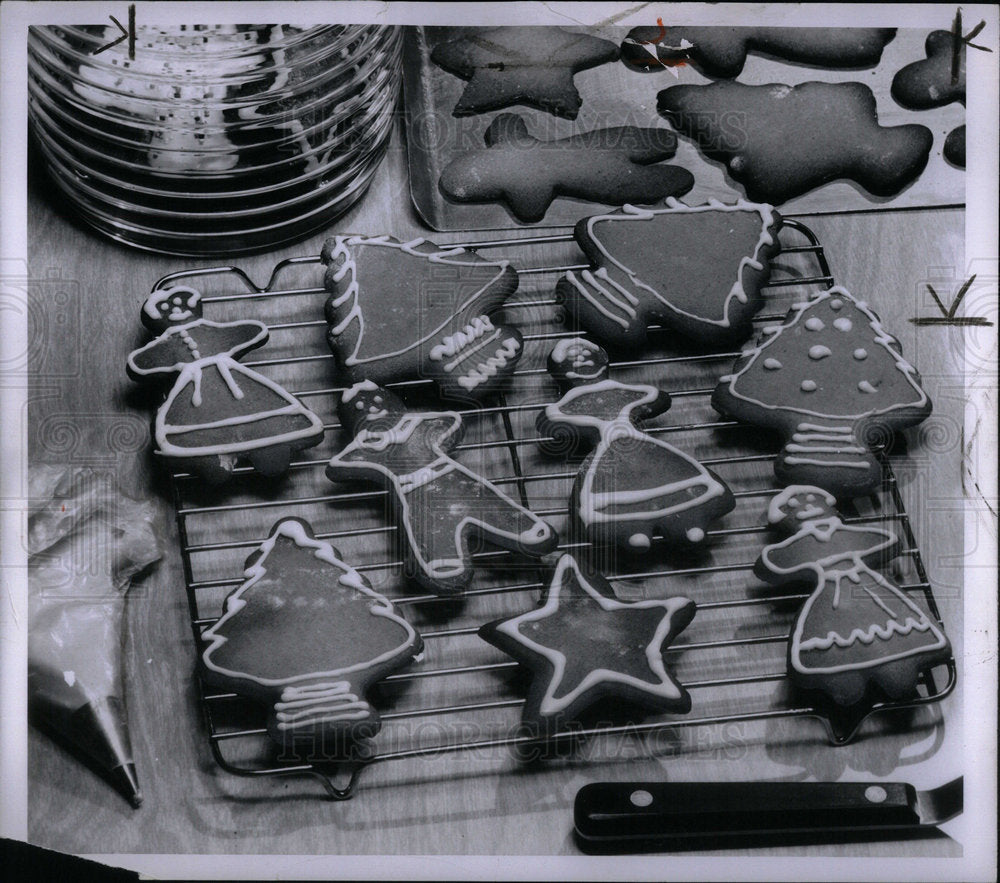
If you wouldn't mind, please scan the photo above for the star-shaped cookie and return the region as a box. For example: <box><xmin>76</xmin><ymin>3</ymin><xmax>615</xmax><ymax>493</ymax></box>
<box><xmin>431</xmin><ymin>26</ymin><xmax>620</xmax><ymax>118</ymax></box>
<box><xmin>479</xmin><ymin>555</ymin><xmax>696</xmax><ymax>733</ymax></box>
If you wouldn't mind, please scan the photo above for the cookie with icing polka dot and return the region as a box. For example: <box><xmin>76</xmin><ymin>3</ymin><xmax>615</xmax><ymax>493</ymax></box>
<box><xmin>712</xmin><ymin>287</ymin><xmax>932</xmax><ymax>497</ymax></box>
<box><xmin>321</xmin><ymin>234</ymin><xmax>523</xmax><ymax>401</ymax></box>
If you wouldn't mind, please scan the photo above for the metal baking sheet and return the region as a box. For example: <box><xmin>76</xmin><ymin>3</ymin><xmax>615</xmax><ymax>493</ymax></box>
<box><xmin>403</xmin><ymin>26</ymin><xmax>966</xmax><ymax>231</ymax></box>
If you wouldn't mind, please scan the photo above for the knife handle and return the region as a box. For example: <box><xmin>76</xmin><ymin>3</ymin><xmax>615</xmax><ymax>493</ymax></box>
<box><xmin>575</xmin><ymin>781</ymin><xmax>921</xmax><ymax>844</ymax></box>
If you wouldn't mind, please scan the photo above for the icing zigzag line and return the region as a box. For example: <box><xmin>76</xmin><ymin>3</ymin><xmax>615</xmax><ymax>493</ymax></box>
<box><xmin>798</xmin><ymin>616</ymin><xmax>931</xmax><ymax>651</ymax></box>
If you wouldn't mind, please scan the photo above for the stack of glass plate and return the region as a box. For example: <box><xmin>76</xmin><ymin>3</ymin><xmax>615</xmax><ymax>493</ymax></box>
<box><xmin>28</xmin><ymin>23</ymin><xmax>402</xmax><ymax>256</ymax></box>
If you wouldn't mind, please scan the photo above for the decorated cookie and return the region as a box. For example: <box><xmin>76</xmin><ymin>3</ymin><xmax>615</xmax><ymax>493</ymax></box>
<box><xmin>622</xmin><ymin>26</ymin><xmax>895</xmax><ymax>77</ymax></box>
<box><xmin>326</xmin><ymin>382</ymin><xmax>558</xmax><ymax>595</ymax></box>
<box><xmin>321</xmin><ymin>235</ymin><xmax>523</xmax><ymax>400</ymax></box>
<box><xmin>755</xmin><ymin>486</ymin><xmax>951</xmax><ymax>707</ymax></box>
<box><xmin>479</xmin><ymin>554</ymin><xmax>696</xmax><ymax>734</ymax></box>
<box><xmin>200</xmin><ymin>518</ymin><xmax>423</xmax><ymax>752</ymax></box>
<box><xmin>712</xmin><ymin>288</ymin><xmax>932</xmax><ymax>498</ymax></box>
<box><xmin>538</xmin><ymin>339</ymin><xmax>734</xmax><ymax>551</ymax></box>
<box><xmin>558</xmin><ymin>198</ymin><xmax>782</xmax><ymax>348</ymax></box>
<box><xmin>439</xmin><ymin>113</ymin><xmax>694</xmax><ymax>224</ymax></box>
<box><xmin>431</xmin><ymin>26</ymin><xmax>619</xmax><ymax>119</ymax></box>
<box><xmin>126</xmin><ymin>286</ymin><xmax>325</xmax><ymax>483</ymax></box>
<box><xmin>891</xmin><ymin>30</ymin><xmax>966</xmax><ymax>110</ymax></box>
<box><xmin>943</xmin><ymin>124</ymin><xmax>966</xmax><ymax>167</ymax></box>
<box><xmin>658</xmin><ymin>81</ymin><xmax>933</xmax><ymax>204</ymax></box>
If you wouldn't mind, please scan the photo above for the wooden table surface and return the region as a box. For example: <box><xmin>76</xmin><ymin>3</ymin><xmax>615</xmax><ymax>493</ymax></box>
<box><xmin>25</xmin><ymin>118</ymin><xmax>970</xmax><ymax>862</ymax></box>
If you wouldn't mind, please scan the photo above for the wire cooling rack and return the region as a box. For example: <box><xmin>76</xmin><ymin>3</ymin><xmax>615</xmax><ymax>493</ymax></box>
<box><xmin>156</xmin><ymin>219</ymin><xmax>956</xmax><ymax>799</ymax></box>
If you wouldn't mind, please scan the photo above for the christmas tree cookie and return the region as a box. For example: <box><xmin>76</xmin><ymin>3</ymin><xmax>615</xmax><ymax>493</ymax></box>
<box><xmin>321</xmin><ymin>235</ymin><xmax>523</xmax><ymax>401</ymax></box>
<box><xmin>127</xmin><ymin>286</ymin><xmax>325</xmax><ymax>483</ymax></box>
<box><xmin>479</xmin><ymin>554</ymin><xmax>696</xmax><ymax>735</ymax></box>
<box><xmin>558</xmin><ymin>198</ymin><xmax>782</xmax><ymax>348</ymax></box>
<box><xmin>326</xmin><ymin>382</ymin><xmax>558</xmax><ymax>595</ymax></box>
<box><xmin>200</xmin><ymin>518</ymin><xmax>423</xmax><ymax>753</ymax></box>
<box><xmin>712</xmin><ymin>287</ymin><xmax>932</xmax><ymax>498</ymax></box>
<box><xmin>538</xmin><ymin>339</ymin><xmax>734</xmax><ymax>551</ymax></box>
<box><xmin>756</xmin><ymin>486</ymin><xmax>951</xmax><ymax>707</ymax></box>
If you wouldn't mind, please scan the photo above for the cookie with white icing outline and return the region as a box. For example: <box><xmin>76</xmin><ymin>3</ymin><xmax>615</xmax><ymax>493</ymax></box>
<box><xmin>439</xmin><ymin>113</ymin><xmax>694</xmax><ymax>224</ymax></box>
<box><xmin>321</xmin><ymin>234</ymin><xmax>523</xmax><ymax>401</ymax></box>
<box><xmin>431</xmin><ymin>26</ymin><xmax>619</xmax><ymax>119</ymax></box>
<box><xmin>538</xmin><ymin>339</ymin><xmax>734</xmax><ymax>551</ymax></box>
<box><xmin>126</xmin><ymin>286</ymin><xmax>325</xmax><ymax>484</ymax></box>
<box><xmin>622</xmin><ymin>26</ymin><xmax>895</xmax><ymax>77</ymax></box>
<box><xmin>658</xmin><ymin>81</ymin><xmax>933</xmax><ymax>205</ymax></box>
<box><xmin>200</xmin><ymin>517</ymin><xmax>423</xmax><ymax>752</ymax></box>
<box><xmin>558</xmin><ymin>198</ymin><xmax>782</xmax><ymax>348</ymax></box>
<box><xmin>326</xmin><ymin>382</ymin><xmax>558</xmax><ymax>595</ymax></box>
<box><xmin>756</xmin><ymin>486</ymin><xmax>951</xmax><ymax>707</ymax></box>
<box><xmin>712</xmin><ymin>287</ymin><xmax>932</xmax><ymax>498</ymax></box>
<box><xmin>479</xmin><ymin>554</ymin><xmax>696</xmax><ymax>735</ymax></box>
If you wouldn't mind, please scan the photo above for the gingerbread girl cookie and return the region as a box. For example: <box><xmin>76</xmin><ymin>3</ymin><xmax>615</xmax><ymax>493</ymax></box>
<box><xmin>712</xmin><ymin>287</ymin><xmax>932</xmax><ymax>498</ymax></box>
<box><xmin>326</xmin><ymin>382</ymin><xmax>558</xmax><ymax>595</ymax></box>
<box><xmin>201</xmin><ymin>517</ymin><xmax>423</xmax><ymax>752</ymax></box>
<box><xmin>537</xmin><ymin>339</ymin><xmax>734</xmax><ymax>551</ymax></box>
<box><xmin>756</xmin><ymin>486</ymin><xmax>951</xmax><ymax>707</ymax></box>
<box><xmin>127</xmin><ymin>286</ymin><xmax>325</xmax><ymax>483</ymax></box>
<box><xmin>479</xmin><ymin>554</ymin><xmax>696</xmax><ymax>735</ymax></box>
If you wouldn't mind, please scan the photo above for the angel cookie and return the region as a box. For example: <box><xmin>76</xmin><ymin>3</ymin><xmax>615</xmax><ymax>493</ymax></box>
<box><xmin>558</xmin><ymin>199</ymin><xmax>782</xmax><ymax>348</ymax></box>
<box><xmin>326</xmin><ymin>382</ymin><xmax>558</xmax><ymax>595</ymax></box>
<box><xmin>756</xmin><ymin>486</ymin><xmax>951</xmax><ymax>707</ymax></box>
<box><xmin>201</xmin><ymin>518</ymin><xmax>423</xmax><ymax>753</ymax></box>
<box><xmin>537</xmin><ymin>339</ymin><xmax>734</xmax><ymax>551</ymax></box>
<box><xmin>127</xmin><ymin>286</ymin><xmax>324</xmax><ymax>483</ymax></box>
<box><xmin>479</xmin><ymin>554</ymin><xmax>696</xmax><ymax>735</ymax></box>
<box><xmin>321</xmin><ymin>235</ymin><xmax>523</xmax><ymax>401</ymax></box>
<box><xmin>712</xmin><ymin>287</ymin><xmax>932</xmax><ymax>498</ymax></box>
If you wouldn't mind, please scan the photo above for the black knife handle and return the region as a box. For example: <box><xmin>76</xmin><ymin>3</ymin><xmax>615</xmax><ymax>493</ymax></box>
<box><xmin>575</xmin><ymin>781</ymin><xmax>921</xmax><ymax>843</ymax></box>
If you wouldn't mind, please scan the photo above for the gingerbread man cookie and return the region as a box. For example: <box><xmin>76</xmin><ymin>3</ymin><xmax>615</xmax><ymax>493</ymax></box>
<box><xmin>538</xmin><ymin>339</ymin><xmax>734</xmax><ymax>551</ymax></box>
<box><xmin>712</xmin><ymin>287</ymin><xmax>932</xmax><ymax>498</ymax></box>
<box><xmin>479</xmin><ymin>554</ymin><xmax>696</xmax><ymax>735</ymax></box>
<box><xmin>439</xmin><ymin>114</ymin><xmax>694</xmax><ymax>224</ymax></box>
<box><xmin>321</xmin><ymin>235</ymin><xmax>523</xmax><ymax>401</ymax></box>
<box><xmin>201</xmin><ymin>517</ymin><xmax>423</xmax><ymax>752</ymax></box>
<box><xmin>326</xmin><ymin>382</ymin><xmax>558</xmax><ymax>595</ymax></box>
<box><xmin>558</xmin><ymin>198</ymin><xmax>782</xmax><ymax>348</ymax></box>
<box><xmin>127</xmin><ymin>286</ymin><xmax>325</xmax><ymax>483</ymax></box>
<box><xmin>756</xmin><ymin>486</ymin><xmax>951</xmax><ymax>707</ymax></box>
